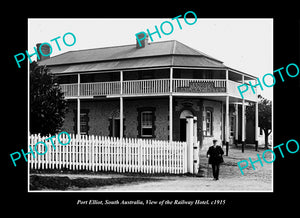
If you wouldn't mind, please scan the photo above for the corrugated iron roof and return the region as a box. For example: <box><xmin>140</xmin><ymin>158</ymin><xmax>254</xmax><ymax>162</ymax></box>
<box><xmin>39</xmin><ymin>40</ymin><xmax>224</xmax><ymax>67</ymax></box>
<box><xmin>37</xmin><ymin>40</ymin><xmax>256</xmax><ymax>79</ymax></box>
<box><xmin>48</xmin><ymin>56</ymin><xmax>173</xmax><ymax>74</ymax></box>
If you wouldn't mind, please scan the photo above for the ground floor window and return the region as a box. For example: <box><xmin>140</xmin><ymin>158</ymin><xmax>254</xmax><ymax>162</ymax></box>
<box><xmin>73</xmin><ymin>109</ymin><xmax>89</xmax><ymax>135</ymax></box>
<box><xmin>137</xmin><ymin>107</ymin><xmax>156</xmax><ymax>138</ymax></box>
<box><xmin>204</xmin><ymin>107</ymin><xmax>213</xmax><ymax>136</ymax></box>
<box><xmin>141</xmin><ymin>111</ymin><xmax>153</xmax><ymax>137</ymax></box>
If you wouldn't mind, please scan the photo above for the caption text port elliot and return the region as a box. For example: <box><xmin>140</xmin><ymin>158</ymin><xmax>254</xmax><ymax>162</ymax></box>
<box><xmin>77</xmin><ymin>199</ymin><xmax>224</xmax><ymax>206</ymax></box>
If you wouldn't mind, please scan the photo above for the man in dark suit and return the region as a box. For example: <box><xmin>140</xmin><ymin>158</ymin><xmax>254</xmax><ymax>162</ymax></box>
<box><xmin>207</xmin><ymin>139</ymin><xmax>224</xmax><ymax>180</ymax></box>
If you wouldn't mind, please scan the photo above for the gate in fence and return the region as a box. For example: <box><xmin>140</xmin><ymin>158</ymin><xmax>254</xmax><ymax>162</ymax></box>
<box><xmin>29</xmin><ymin>117</ymin><xmax>200</xmax><ymax>175</ymax></box>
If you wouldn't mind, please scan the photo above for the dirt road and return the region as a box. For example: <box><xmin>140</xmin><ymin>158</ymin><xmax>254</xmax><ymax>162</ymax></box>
<box><xmin>83</xmin><ymin>145</ymin><xmax>273</xmax><ymax>192</ymax></box>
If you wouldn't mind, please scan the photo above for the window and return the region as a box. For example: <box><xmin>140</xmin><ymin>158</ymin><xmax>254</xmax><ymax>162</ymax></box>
<box><xmin>204</xmin><ymin>107</ymin><xmax>213</xmax><ymax>137</ymax></box>
<box><xmin>137</xmin><ymin>107</ymin><xmax>156</xmax><ymax>138</ymax></box>
<box><xmin>80</xmin><ymin>112</ymin><xmax>89</xmax><ymax>135</ymax></box>
<box><xmin>141</xmin><ymin>111</ymin><xmax>153</xmax><ymax>137</ymax></box>
<box><xmin>206</xmin><ymin>111</ymin><xmax>212</xmax><ymax>136</ymax></box>
<box><xmin>74</xmin><ymin>109</ymin><xmax>89</xmax><ymax>135</ymax></box>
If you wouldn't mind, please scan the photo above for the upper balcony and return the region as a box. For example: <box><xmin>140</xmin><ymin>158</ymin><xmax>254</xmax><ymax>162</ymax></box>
<box><xmin>58</xmin><ymin>68</ymin><xmax>257</xmax><ymax>102</ymax></box>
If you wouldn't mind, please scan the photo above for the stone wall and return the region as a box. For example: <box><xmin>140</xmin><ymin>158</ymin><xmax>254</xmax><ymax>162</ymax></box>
<box><xmin>61</xmin><ymin>99</ymin><xmax>119</xmax><ymax>136</ymax></box>
<box><xmin>123</xmin><ymin>98</ymin><xmax>169</xmax><ymax>140</ymax></box>
<box><xmin>201</xmin><ymin>100</ymin><xmax>223</xmax><ymax>150</ymax></box>
<box><xmin>61</xmin><ymin>97</ymin><xmax>226</xmax><ymax>151</ymax></box>
<box><xmin>61</xmin><ymin>98</ymin><xmax>169</xmax><ymax>140</ymax></box>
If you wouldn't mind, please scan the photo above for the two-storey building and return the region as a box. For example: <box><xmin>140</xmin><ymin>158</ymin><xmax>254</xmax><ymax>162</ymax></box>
<box><xmin>37</xmin><ymin>36</ymin><xmax>258</xmax><ymax>151</ymax></box>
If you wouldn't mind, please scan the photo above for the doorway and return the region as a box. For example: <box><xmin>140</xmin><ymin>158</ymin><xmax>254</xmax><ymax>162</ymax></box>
<box><xmin>179</xmin><ymin>110</ymin><xmax>193</xmax><ymax>142</ymax></box>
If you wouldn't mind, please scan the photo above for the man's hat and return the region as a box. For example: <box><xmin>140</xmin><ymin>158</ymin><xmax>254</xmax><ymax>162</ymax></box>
<box><xmin>213</xmin><ymin>139</ymin><xmax>218</xmax><ymax>142</ymax></box>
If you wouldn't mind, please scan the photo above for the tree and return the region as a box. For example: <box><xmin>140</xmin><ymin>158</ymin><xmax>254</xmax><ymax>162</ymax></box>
<box><xmin>246</xmin><ymin>94</ymin><xmax>272</xmax><ymax>148</ymax></box>
<box><xmin>30</xmin><ymin>61</ymin><xmax>68</xmax><ymax>136</ymax></box>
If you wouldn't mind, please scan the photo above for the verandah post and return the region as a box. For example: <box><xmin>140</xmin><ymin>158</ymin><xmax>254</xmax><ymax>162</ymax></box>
<box><xmin>255</xmin><ymin>101</ymin><xmax>259</xmax><ymax>151</ymax></box>
<box><xmin>193</xmin><ymin>117</ymin><xmax>199</xmax><ymax>174</ymax></box>
<box><xmin>225</xmin><ymin>95</ymin><xmax>229</xmax><ymax>156</ymax></box>
<box><xmin>77</xmin><ymin>73</ymin><xmax>80</xmax><ymax>135</ymax></box>
<box><xmin>186</xmin><ymin>116</ymin><xmax>194</xmax><ymax>173</ymax></box>
<box><xmin>235</xmin><ymin>103</ymin><xmax>239</xmax><ymax>147</ymax></box>
<box><xmin>169</xmin><ymin>67</ymin><xmax>173</xmax><ymax>142</ymax></box>
<box><xmin>225</xmin><ymin>69</ymin><xmax>229</xmax><ymax>156</ymax></box>
<box><xmin>242</xmin><ymin>75</ymin><xmax>246</xmax><ymax>153</ymax></box>
<box><xmin>120</xmin><ymin>70</ymin><xmax>124</xmax><ymax>140</ymax></box>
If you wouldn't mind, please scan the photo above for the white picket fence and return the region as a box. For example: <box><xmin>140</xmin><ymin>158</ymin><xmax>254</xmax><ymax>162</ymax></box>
<box><xmin>29</xmin><ymin>134</ymin><xmax>188</xmax><ymax>174</ymax></box>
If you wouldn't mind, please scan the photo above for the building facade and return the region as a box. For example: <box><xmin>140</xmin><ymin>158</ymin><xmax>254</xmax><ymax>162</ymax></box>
<box><xmin>37</xmin><ymin>37</ymin><xmax>258</xmax><ymax>150</ymax></box>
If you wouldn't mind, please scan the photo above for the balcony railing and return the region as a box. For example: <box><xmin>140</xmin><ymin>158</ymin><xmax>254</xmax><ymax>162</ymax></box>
<box><xmin>80</xmin><ymin>81</ymin><xmax>120</xmax><ymax>96</ymax></box>
<box><xmin>59</xmin><ymin>78</ymin><xmax>256</xmax><ymax>101</ymax></box>
<box><xmin>60</xmin><ymin>81</ymin><xmax>120</xmax><ymax>97</ymax></box>
<box><xmin>123</xmin><ymin>79</ymin><xmax>170</xmax><ymax>95</ymax></box>
<box><xmin>172</xmin><ymin>79</ymin><xmax>226</xmax><ymax>93</ymax></box>
<box><xmin>60</xmin><ymin>83</ymin><xmax>78</xmax><ymax>96</ymax></box>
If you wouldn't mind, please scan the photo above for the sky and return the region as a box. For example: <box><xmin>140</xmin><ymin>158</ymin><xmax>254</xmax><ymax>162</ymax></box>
<box><xmin>28</xmin><ymin>18</ymin><xmax>273</xmax><ymax>100</ymax></box>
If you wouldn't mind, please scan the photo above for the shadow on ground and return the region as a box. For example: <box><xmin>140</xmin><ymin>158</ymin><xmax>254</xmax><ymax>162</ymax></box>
<box><xmin>30</xmin><ymin>175</ymin><xmax>160</xmax><ymax>191</ymax></box>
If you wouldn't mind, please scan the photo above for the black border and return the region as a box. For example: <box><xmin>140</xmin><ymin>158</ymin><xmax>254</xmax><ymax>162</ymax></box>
<box><xmin>4</xmin><ymin>5</ymin><xmax>300</xmax><ymax>214</ymax></box>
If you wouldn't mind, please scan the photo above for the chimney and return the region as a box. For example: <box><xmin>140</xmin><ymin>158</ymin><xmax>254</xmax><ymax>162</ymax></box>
<box><xmin>36</xmin><ymin>43</ymin><xmax>51</xmax><ymax>62</ymax></box>
<box><xmin>136</xmin><ymin>33</ymin><xmax>149</xmax><ymax>48</ymax></box>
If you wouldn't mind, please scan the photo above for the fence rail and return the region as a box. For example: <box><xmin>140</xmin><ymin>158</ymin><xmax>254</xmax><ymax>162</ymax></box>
<box><xmin>29</xmin><ymin>134</ymin><xmax>187</xmax><ymax>174</ymax></box>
